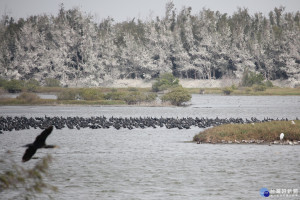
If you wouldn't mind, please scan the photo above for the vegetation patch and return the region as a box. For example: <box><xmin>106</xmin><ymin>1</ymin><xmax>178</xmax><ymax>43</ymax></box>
<box><xmin>152</xmin><ymin>73</ymin><xmax>180</xmax><ymax>92</ymax></box>
<box><xmin>188</xmin><ymin>87</ymin><xmax>300</xmax><ymax>96</ymax></box>
<box><xmin>0</xmin><ymin>153</ymin><xmax>57</xmax><ymax>199</ymax></box>
<box><xmin>193</xmin><ymin>120</ymin><xmax>300</xmax><ymax>143</ymax></box>
<box><xmin>16</xmin><ymin>92</ymin><xmax>40</xmax><ymax>103</ymax></box>
<box><xmin>57</xmin><ymin>99</ymin><xmax>126</xmax><ymax>105</ymax></box>
<box><xmin>161</xmin><ymin>86</ymin><xmax>191</xmax><ymax>106</ymax></box>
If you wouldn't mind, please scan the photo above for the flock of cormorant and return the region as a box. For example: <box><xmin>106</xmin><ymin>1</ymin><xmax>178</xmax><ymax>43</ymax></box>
<box><xmin>0</xmin><ymin>115</ymin><xmax>295</xmax><ymax>134</ymax></box>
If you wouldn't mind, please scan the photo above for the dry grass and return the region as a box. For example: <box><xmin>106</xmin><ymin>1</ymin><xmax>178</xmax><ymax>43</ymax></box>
<box><xmin>0</xmin><ymin>98</ymin><xmax>56</xmax><ymax>105</ymax></box>
<box><xmin>193</xmin><ymin>120</ymin><xmax>300</xmax><ymax>143</ymax></box>
<box><xmin>57</xmin><ymin>99</ymin><xmax>126</xmax><ymax>105</ymax></box>
<box><xmin>0</xmin><ymin>98</ymin><xmax>125</xmax><ymax>106</ymax></box>
<box><xmin>187</xmin><ymin>87</ymin><xmax>300</xmax><ymax>95</ymax></box>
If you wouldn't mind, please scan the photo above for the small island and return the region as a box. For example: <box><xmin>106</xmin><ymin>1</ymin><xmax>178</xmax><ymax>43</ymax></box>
<box><xmin>193</xmin><ymin>120</ymin><xmax>300</xmax><ymax>145</ymax></box>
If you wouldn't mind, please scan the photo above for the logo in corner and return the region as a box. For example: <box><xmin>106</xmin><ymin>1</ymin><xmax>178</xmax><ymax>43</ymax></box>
<box><xmin>260</xmin><ymin>188</ymin><xmax>270</xmax><ymax>197</ymax></box>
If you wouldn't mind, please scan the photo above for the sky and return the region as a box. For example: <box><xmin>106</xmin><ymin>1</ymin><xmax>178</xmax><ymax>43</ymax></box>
<box><xmin>0</xmin><ymin>0</ymin><xmax>299</xmax><ymax>23</ymax></box>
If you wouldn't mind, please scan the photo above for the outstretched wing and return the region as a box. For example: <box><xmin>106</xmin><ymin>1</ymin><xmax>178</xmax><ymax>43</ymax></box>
<box><xmin>22</xmin><ymin>146</ymin><xmax>37</xmax><ymax>162</ymax></box>
<box><xmin>33</xmin><ymin>126</ymin><xmax>53</xmax><ymax>147</ymax></box>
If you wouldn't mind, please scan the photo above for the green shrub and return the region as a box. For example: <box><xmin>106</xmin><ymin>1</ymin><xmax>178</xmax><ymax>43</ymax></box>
<box><xmin>265</xmin><ymin>80</ymin><xmax>274</xmax><ymax>88</ymax></box>
<box><xmin>0</xmin><ymin>78</ymin><xmax>8</xmax><ymax>87</ymax></box>
<box><xmin>222</xmin><ymin>87</ymin><xmax>233</xmax><ymax>95</ymax></box>
<box><xmin>123</xmin><ymin>91</ymin><xmax>146</xmax><ymax>105</ymax></box>
<box><xmin>231</xmin><ymin>84</ymin><xmax>237</xmax><ymax>90</ymax></box>
<box><xmin>17</xmin><ymin>92</ymin><xmax>40</xmax><ymax>102</ymax></box>
<box><xmin>45</xmin><ymin>78</ymin><xmax>60</xmax><ymax>87</ymax></box>
<box><xmin>104</xmin><ymin>90</ymin><xmax>126</xmax><ymax>100</ymax></box>
<box><xmin>128</xmin><ymin>87</ymin><xmax>138</xmax><ymax>92</ymax></box>
<box><xmin>25</xmin><ymin>79</ymin><xmax>40</xmax><ymax>92</ymax></box>
<box><xmin>57</xmin><ymin>90</ymin><xmax>78</xmax><ymax>100</ymax></box>
<box><xmin>79</xmin><ymin>88</ymin><xmax>103</xmax><ymax>100</ymax></box>
<box><xmin>241</xmin><ymin>70</ymin><xmax>264</xmax><ymax>87</ymax></box>
<box><xmin>4</xmin><ymin>80</ymin><xmax>24</xmax><ymax>93</ymax></box>
<box><xmin>152</xmin><ymin>73</ymin><xmax>180</xmax><ymax>92</ymax></box>
<box><xmin>161</xmin><ymin>86</ymin><xmax>191</xmax><ymax>106</ymax></box>
<box><xmin>145</xmin><ymin>93</ymin><xmax>157</xmax><ymax>102</ymax></box>
<box><xmin>253</xmin><ymin>84</ymin><xmax>267</xmax><ymax>92</ymax></box>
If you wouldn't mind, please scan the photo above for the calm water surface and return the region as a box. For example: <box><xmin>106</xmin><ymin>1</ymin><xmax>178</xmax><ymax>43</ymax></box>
<box><xmin>1</xmin><ymin>95</ymin><xmax>300</xmax><ymax>199</ymax></box>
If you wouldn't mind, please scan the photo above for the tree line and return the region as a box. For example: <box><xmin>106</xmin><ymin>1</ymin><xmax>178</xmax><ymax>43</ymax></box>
<box><xmin>0</xmin><ymin>2</ymin><xmax>299</xmax><ymax>87</ymax></box>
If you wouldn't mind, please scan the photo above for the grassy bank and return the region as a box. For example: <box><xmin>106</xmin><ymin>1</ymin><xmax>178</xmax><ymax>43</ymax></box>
<box><xmin>0</xmin><ymin>97</ymin><xmax>126</xmax><ymax>106</ymax></box>
<box><xmin>193</xmin><ymin>120</ymin><xmax>300</xmax><ymax>144</ymax></box>
<box><xmin>187</xmin><ymin>87</ymin><xmax>300</xmax><ymax>95</ymax></box>
<box><xmin>1</xmin><ymin>85</ymin><xmax>299</xmax><ymax>106</ymax></box>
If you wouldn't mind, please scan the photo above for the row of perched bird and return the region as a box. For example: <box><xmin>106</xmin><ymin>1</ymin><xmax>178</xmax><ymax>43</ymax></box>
<box><xmin>0</xmin><ymin>116</ymin><xmax>295</xmax><ymax>133</ymax></box>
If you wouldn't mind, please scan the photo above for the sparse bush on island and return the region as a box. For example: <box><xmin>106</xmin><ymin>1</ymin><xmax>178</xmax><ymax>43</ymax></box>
<box><xmin>241</xmin><ymin>70</ymin><xmax>264</xmax><ymax>87</ymax></box>
<box><xmin>4</xmin><ymin>79</ymin><xmax>24</xmax><ymax>93</ymax></box>
<box><xmin>105</xmin><ymin>89</ymin><xmax>157</xmax><ymax>104</ymax></box>
<box><xmin>45</xmin><ymin>78</ymin><xmax>60</xmax><ymax>87</ymax></box>
<box><xmin>0</xmin><ymin>78</ymin><xmax>41</xmax><ymax>93</ymax></box>
<box><xmin>152</xmin><ymin>73</ymin><xmax>180</xmax><ymax>92</ymax></box>
<box><xmin>161</xmin><ymin>86</ymin><xmax>191</xmax><ymax>106</ymax></box>
<box><xmin>252</xmin><ymin>84</ymin><xmax>267</xmax><ymax>92</ymax></box>
<box><xmin>123</xmin><ymin>91</ymin><xmax>146</xmax><ymax>105</ymax></box>
<box><xmin>57</xmin><ymin>89</ymin><xmax>78</xmax><ymax>100</ymax></box>
<box><xmin>222</xmin><ymin>87</ymin><xmax>233</xmax><ymax>95</ymax></box>
<box><xmin>0</xmin><ymin>78</ymin><xmax>7</xmax><ymax>87</ymax></box>
<box><xmin>79</xmin><ymin>88</ymin><xmax>104</xmax><ymax>100</ymax></box>
<box><xmin>240</xmin><ymin>70</ymin><xmax>274</xmax><ymax>93</ymax></box>
<box><xmin>16</xmin><ymin>92</ymin><xmax>40</xmax><ymax>103</ymax></box>
<box><xmin>145</xmin><ymin>93</ymin><xmax>157</xmax><ymax>102</ymax></box>
<box><xmin>25</xmin><ymin>79</ymin><xmax>40</xmax><ymax>92</ymax></box>
<box><xmin>231</xmin><ymin>84</ymin><xmax>238</xmax><ymax>90</ymax></box>
<box><xmin>128</xmin><ymin>87</ymin><xmax>138</xmax><ymax>92</ymax></box>
<box><xmin>264</xmin><ymin>80</ymin><xmax>274</xmax><ymax>88</ymax></box>
<box><xmin>104</xmin><ymin>90</ymin><xmax>126</xmax><ymax>100</ymax></box>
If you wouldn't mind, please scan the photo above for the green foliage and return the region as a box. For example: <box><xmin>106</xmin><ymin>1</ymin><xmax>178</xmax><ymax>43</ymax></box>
<box><xmin>123</xmin><ymin>91</ymin><xmax>146</xmax><ymax>105</ymax></box>
<box><xmin>104</xmin><ymin>89</ymin><xmax>157</xmax><ymax>104</ymax></box>
<box><xmin>16</xmin><ymin>92</ymin><xmax>40</xmax><ymax>103</ymax></box>
<box><xmin>231</xmin><ymin>84</ymin><xmax>238</xmax><ymax>90</ymax></box>
<box><xmin>252</xmin><ymin>84</ymin><xmax>267</xmax><ymax>92</ymax></box>
<box><xmin>104</xmin><ymin>90</ymin><xmax>126</xmax><ymax>100</ymax></box>
<box><xmin>241</xmin><ymin>70</ymin><xmax>265</xmax><ymax>87</ymax></box>
<box><xmin>57</xmin><ymin>89</ymin><xmax>78</xmax><ymax>100</ymax></box>
<box><xmin>265</xmin><ymin>80</ymin><xmax>274</xmax><ymax>88</ymax></box>
<box><xmin>222</xmin><ymin>87</ymin><xmax>233</xmax><ymax>95</ymax></box>
<box><xmin>128</xmin><ymin>87</ymin><xmax>138</xmax><ymax>92</ymax></box>
<box><xmin>161</xmin><ymin>86</ymin><xmax>191</xmax><ymax>106</ymax></box>
<box><xmin>152</xmin><ymin>73</ymin><xmax>180</xmax><ymax>92</ymax></box>
<box><xmin>145</xmin><ymin>93</ymin><xmax>157</xmax><ymax>102</ymax></box>
<box><xmin>0</xmin><ymin>153</ymin><xmax>57</xmax><ymax>199</ymax></box>
<box><xmin>0</xmin><ymin>78</ymin><xmax>8</xmax><ymax>87</ymax></box>
<box><xmin>79</xmin><ymin>88</ymin><xmax>104</xmax><ymax>100</ymax></box>
<box><xmin>25</xmin><ymin>79</ymin><xmax>40</xmax><ymax>92</ymax></box>
<box><xmin>45</xmin><ymin>78</ymin><xmax>60</xmax><ymax>87</ymax></box>
<box><xmin>4</xmin><ymin>79</ymin><xmax>24</xmax><ymax>93</ymax></box>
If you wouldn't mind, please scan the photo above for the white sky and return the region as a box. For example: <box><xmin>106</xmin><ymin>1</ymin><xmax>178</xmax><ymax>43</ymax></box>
<box><xmin>0</xmin><ymin>0</ymin><xmax>299</xmax><ymax>23</ymax></box>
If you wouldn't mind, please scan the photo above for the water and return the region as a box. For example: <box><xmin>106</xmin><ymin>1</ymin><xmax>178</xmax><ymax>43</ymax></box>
<box><xmin>0</xmin><ymin>93</ymin><xmax>57</xmax><ymax>99</ymax></box>
<box><xmin>1</xmin><ymin>95</ymin><xmax>300</xmax><ymax>199</ymax></box>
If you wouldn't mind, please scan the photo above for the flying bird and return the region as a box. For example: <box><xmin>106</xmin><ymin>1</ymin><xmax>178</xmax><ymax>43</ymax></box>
<box><xmin>22</xmin><ymin>126</ymin><xmax>57</xmax><ymax>162</ymax></box>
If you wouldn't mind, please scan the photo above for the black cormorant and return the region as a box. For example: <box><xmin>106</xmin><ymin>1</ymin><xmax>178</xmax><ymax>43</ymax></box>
<box><xmin>22</xmin><ymin>126</ymin><xmax>57</xmax><ymax>162</ymax></box>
